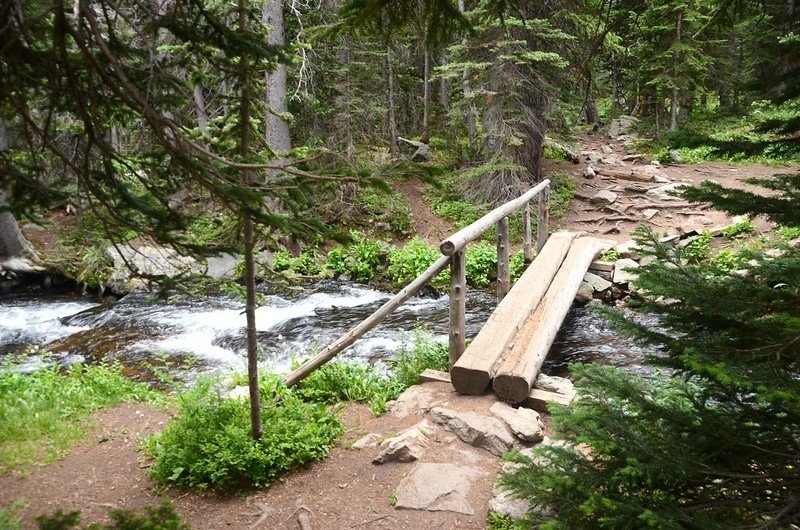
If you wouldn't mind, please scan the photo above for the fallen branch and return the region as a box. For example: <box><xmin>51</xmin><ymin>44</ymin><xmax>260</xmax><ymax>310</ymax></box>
<box><xmin>597</xmin><ymin>167</ymin><xmax>655</xmax><ymax>182</ymax></box>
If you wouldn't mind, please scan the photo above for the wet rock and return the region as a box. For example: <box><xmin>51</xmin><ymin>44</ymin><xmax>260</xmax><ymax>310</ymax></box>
<box><xmin>388</xmin><ymin>385</ymin><xmax>443</xmax><ymax>419</ymax></box>
<box><xmin>429</xmin><ymin>407</ymin><xmax>515</xmax><ymax>456</ymax></box>
<box><xmin>490</xmin><ymin>402</ymin><xmax>544</xmax><ymax>443</ymax></box>
<box><xmin>394</xmin><ymin>463</ymin><xmax>487</xmax><ymax>515</ymax></box>
<box><xmin>0</xmin><ymin>256</ymin><xmax>46</xmax><ymax>275</ymax></box>
<box><xmin>373</xmin><ymin>420</ymin><xmax>432</xmax><ymax>464</ymax></box>
<box><xmin>351</xmin><ymin>433</ymin><xmax>381</xmax><ymax>450</ymax></box>
<box><xmin>107</xmin><ymin>245</ymin><xmax>203</xmax><ymax>290</ymax></box>
<box><xmin>534</xmin><ymin>374</ymin><xmax>575</xmax><ymax>396</ymax></box>
<box><xmin>613</xmin><ymin>258</ymin><xmax>640</xmax><ymax>285</ymax></box>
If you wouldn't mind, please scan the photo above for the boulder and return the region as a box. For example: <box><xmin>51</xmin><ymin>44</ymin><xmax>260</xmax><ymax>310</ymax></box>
<box><xmin>388</xmin><ymin>385</ymin><xmax>442</xmax><ymax>419</ymax></box>
<box><xmin>107</xmin><ymin>245</ymin><xmax>203</xmax><ymax>290</ymax></box>
<box><xmin>583</xmin><ymin>271</ymin><xmax>612</xmax><ymax>292</ymax></box>
<box><xmin>613</xmin><ymin>258</ymin><xmax>640</xmax><ymax>285</ymax></box>
<box><xmin>396</xmin><ymin>136</ymin><xmax>433</xmax><ymax>162</ymax></box>
<box><xmin>582</xmin><ymin>165</ymin><xmax>596</xmax><ymax>179</ymax></box>
<box><xmin>489</xmin><ymin>488</ymin><xmax>529</xmax><ymax>519</ymax></box>
<box><xmin>534</xmin><ymin>374</ymin><xmax>575</xmax><ymax>396</ymax></box>
<box><xmin>575</xmin><ymin>281</ymin><xmax>593</xmax><ymax>303</ymax></box>
<box><xmin>608</xmin><ymin>115</ymin><xmax>639</xmax><ymax>138</ymax></box>
<box><xmin>489</xmin><ymin>402</ymin><xmax>544</xmax><ymax>443</ymax></box>
<box><xmin>646</xmin><ymin>183</ymin><xmax>686</xmax><ymax>201</ymax></box>
<box><xmin>601</xmin><ymin>145</ymin><xmax>613</xmax><ymax>154</ymax></box>
<box><xmin>351</xmin><ymin>433</ymin><xmax>381</xmax><ymax>450</ymax></box>
<box><xmin>394</xmin><ymin>463</ymin><xmax>487</xmax><ymax>515</ymax></box>
<box><xmin>668</xmin><ymin>149</ymin><xmax>684</xmax><ymax>163</ymax></box>
<box><xmin>373</xmin><ymin>420</ymin><xmax>433</xmax><ymax>464</ymax></box>
<box><xmin>614</xmin><ymin>240</ymin><xmax>642</xmax><ymax>260</ymax></box>
<box><xmin>429</xmin><ymin>407</ymin><xmax>515</xmax><ymax>456</ymax></box>
<box><xmin>205</xmin><ymin>252</ymin><xmax>239</xmax><ymax>280</ymax></box>
<box><xmin>591</xmin><ymin>190</ymin><xmax>618</xmax><ymax>205</ymax></box>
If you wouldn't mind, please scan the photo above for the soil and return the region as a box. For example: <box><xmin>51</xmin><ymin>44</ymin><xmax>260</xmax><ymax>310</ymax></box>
<box><xmin>3</xmin><ymin>132</ymin><xmax>795</xmax><ymax>529</ymax></box>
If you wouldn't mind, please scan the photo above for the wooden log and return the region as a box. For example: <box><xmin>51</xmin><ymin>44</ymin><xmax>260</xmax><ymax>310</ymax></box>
<box><xmin>544</xmin><ymin>137</ymin><xmax>580</xmax><ymax>164</ymax></box>
<box><xmin>496</xmin><ymin>217</ymin><xmax>510</xmax><ymax>302</ymax></box>
<box><xmin>440</xmin><ymin>180</ymin><xmax>550</xmax><ymax>256</ymax></box>
<box><xmin>450</xmin><ymin>232</ymin><xmax>576</xmax><ymax>395</ymax></box>
<box><xmin>283</xmin><ymin>254</ymin><xmax>451</xmax><ymax>387</ymax></box>
<box><xmin>493</xmin><ymin>237</ymin><xmax>605</xmax><ymax>403</ymax></box>
<box><xmin>522</xmin><ymin>201</ymin><xmax>533</xmax><ymax>264</ymax></box>
<box><xmin>449</xmin><ymin>248</ymin><xmax>466</xmax><ymax>369</ymax></box>
<box><xmin>537</xmin><ymin>185</ymin><xmax>550</xmax><ymax>252</ymax></box>
<box><xmin>596</xmin><ymin>167</ymin><xmax>655</xmax><ymax>182</ymax></box>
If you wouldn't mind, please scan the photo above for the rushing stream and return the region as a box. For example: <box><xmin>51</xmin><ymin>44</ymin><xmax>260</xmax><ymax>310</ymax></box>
<box><xmin>0</xmin><ymin>281</ymin><xmax>653</xmax><ymax>381</ymax></box>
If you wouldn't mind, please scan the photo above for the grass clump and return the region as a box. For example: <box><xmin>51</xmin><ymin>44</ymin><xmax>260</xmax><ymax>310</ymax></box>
<box><xmin>147</xmin><ymin>375</ymin><xmax>342</xmax><ymax>491</ymax></box>
<box><xmin>34</xmin><ymin>502</ymin><xmax>188</xmax><ymax>529</ymax></box>
<box><xmin>0</xmin><ymin>361</ymin><xmax>161</xmax><ymax>474</ymax></box>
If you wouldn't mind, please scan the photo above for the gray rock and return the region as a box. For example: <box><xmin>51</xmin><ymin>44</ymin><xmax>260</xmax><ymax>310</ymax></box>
<box><xmin>601</xmin><ymin>145</ymin><xmax>613</xmax><ymax>154</ymax></box>
<box><xmin>583</xmin><ymin>271</ymin><xmax>612</xmax><ymax>292</ymax></box>
<box><xmin>394</xmin><ymin>463</ymin><xmax>487</xmax><ymax>515</ymax></box>
<box><xmin>489</xmin><ymin>402</ymin><xmax>544</xmax><ymax>443</ymax></box>
<box><xmin>205</xmin><ymin>252</ymin><xmax>239</xmax><ymax>280</ymax></box>
<box><xmin>582</xmin><ymin>165</ymin><xmax>596</xmax><ymax>179</ymax></box>
<box><xmin>608</xmin><ymin>115</ymin><xmax>639</xmax><ymax>137</ymax></box>
<box><xmin>652</xmin><ymin>175</ymin><xmax>671</xmax><ymax>184</ymax></box>
<box><xmin>604</xmin><ymin>154</ymin><xmax>622</xmax><ymax>166</ymax></box>
<box><xmin>351</xmin><ymin>433</ymin><xmax>381</xmax><ymax>450</ymax></box>
<box><xmin>223</xmin><ymin>385</ymin><xmax>249</xmax><ymax>401</ymax></box>
<box><xmin>668</xmin><ymin>149</ymin><xmax>684</xmax><ymax>163</ymax></box>
<box><xmin>646</xmin><ymin>183</ymin><xmax>686</xmax><ymax>201</ymax></box>
<box><xmin>429</xmin><ymin>407</ymin><xmax>516</xmax><ymax>456</ymax></box>
<box><xmin>534</xmin><ymin>374</ymin><xmax>575</xmax><ymax>396</ymax></box>
<box><xmin>641</xmin><ymin>164</ymin><xmax>667</xmax><ymax>179</ymax></box>
<box><xmin>613</xmin><ymin>258</ymin><xmax>640</xmax><ymax>285</ymax></box>
<box><xmin>642</xmin><ymin>208</ymin><xmax>659</xmax><ymax>220</ymax></box>
<box><xmin>106</xmin><ymin>245</ymin><xmax>203</xmax><ymax>290</ymax></box>
<box><xmin>591</xmin><ymin>190</ymin><xmax>618</xmax><ymax>205</ymax></box>
<box><xmin>396</xmin><ymin>136</ymin><xmax>433</xmax><ymax>162</ymax></box>
<box><xmin>575</xmin><ymin>281</ymin><xmax>593</xmax><ymax>303</ymax></box>
<box><xmin>0</xmin><ymin>256</ymin><xmax>46</xmax><ymax>275</ymax></box>
<box><xmin>373</xmin><ymin>420</ymin><xmax>432</xmax><ymax>464</ymax></box>
<box><xmin>388</xmin><ymin>385</ymin><xmax>442</xmax><ymax>419</ymax></box>
<box><xmin>489</xmin><ymin>488</ymin><xmax>529</xmax><ymax>519</ymax></box>
<box><xmin>614</xmin><ymin>240</ymin><xmax>642</xmax><ymax>260</ymax></box>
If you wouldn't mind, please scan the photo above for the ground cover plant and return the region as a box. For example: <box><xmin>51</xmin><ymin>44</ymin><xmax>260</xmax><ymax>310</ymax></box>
<box><xmin>0</xmin><ymin>360</ymin><xmax>161</xmax><ymax>474</ymax></box>
<box><xmin>34</xmin><ymin>502</ymin><xmax>188</xmax><ymax>530</ymax></box>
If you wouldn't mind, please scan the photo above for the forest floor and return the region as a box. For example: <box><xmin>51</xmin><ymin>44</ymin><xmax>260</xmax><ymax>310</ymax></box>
<box><xmin>1</xmin><ymin>133</ymin><xmax>795</xmax><ymax>529</ymax></box>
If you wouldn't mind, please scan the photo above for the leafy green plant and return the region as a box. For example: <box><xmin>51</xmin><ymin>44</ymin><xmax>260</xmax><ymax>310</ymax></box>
<box><xmin>683</xmin><ymin>230</ymin><xmax>713</xmax><ymax>263</ymax></box>
<box><xmin>325</xmin><ymin>232</ymin><xmax>389</xmax><ymax>282</ymax></box>
<box><xmin>486</xmin><ymin>511</ymin><xmax>528</xmax><ymax>530</ymax></box>
<box><xmin>354</xmin><ymin>187</ymin><xmax>413</xmax><ymax>235</ymax></box>
<box><xmin>465</xmin><ymin>242</ymin><xmax>497</xmax><ymax>286</ymax></box>
<box><xmin>776</xmin><ymin>225</ymin><xmax>800</xmax><ymax>241</ymax></box>
<box><xmin>510</xmin><ymin>250</ymin><xmax>527</xmax><ymax>281</ymax></box>
<box><xmin>296</xmin><ymin>361</ymin><xmax>395</xmax><ymax>413</ymax></box>
<box><xmin>387</xmin><ymin>237</ymin><xmax>448</xmax><ymax>287</ymax></box>
<box><xmin>147</xmin><ymin>376</ymin><xmax>342</xmax><ymax>490</ymax></box>
<box><xmin>0</xmin><ymin>361</ymin><xmax>161</xmax><ymax>473</ymax></box>
<box><xmin>722</xmin><ymin>215</ymin><xmax>756</xmax><ymax>238</ymax></box>
<box><xmin>389</xmin><ymin>332</ymin><xmax>449</xmax><ymax>390</ymax></box>
<box><xmin>599</xmin><ymin>248</ymin><xmax>622</xmax><ymax>261</ymax></box>
<box><xmin>34</xmin><ymin>502</ymin><xmax>188</xmax><ymax>529</ymax></box>
<box><xmin>0</xmin><ymin>502</ymin><xmax>23</xmax><ymax>530</ymax></box>
<box><xmin>185</xmin><ymin>212</ymin><xmax>238</xmax><ymax>247</ymax></box>
<box><xmin>271</xmin><ymin>250</ymin><xmax>328</xmax><ymax>281</ymax></box>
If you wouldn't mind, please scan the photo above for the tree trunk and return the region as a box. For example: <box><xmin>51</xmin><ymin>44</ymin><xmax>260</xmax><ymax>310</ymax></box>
<box><xmin>238</xmin><ymin>0</ymin><xmax>262</xmax><ymax>441</ymax></box>
<box><xmin>193</xmin><ymin>83</ymin><xmax>209</xmax><ymax>132</ymax></box>
<box><xmin>421</xmin><ymin>47</ymin><xmax>431</xmax><ymax>143</ymax></box>
<box><xmin>387</xmin><ymin>46</ymin><xmax>398</xmax><ymax>158</ymax></box>
<box><xmin>438</xmin><ymin>51</ymin><xmax>449</xmax><ymax>111</ymax></box>
<box><xmin>0</xmin><ymin>119</ymin><xmax>36</xmax><ymax>260</ymax></box>
<box><xmin>458</xmin><ymin>0</ymin><xmax>476</xmax><ymax>151</ymax></box>
<box><xmin>670</xmin><ymin>11</ymin><xmax>682</xmax><ymax>132</ymax></box>
<box><xmin>263</xmin><ymin>0</ymin><xmax>291</xmax><ymax>156</ymax></box>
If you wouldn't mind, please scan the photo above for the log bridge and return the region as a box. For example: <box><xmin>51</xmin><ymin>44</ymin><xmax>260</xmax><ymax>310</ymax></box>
<box><xmin>283</xmin><ymin>181</ymin><xmax>609</xmax><ymax>406</ymax></box>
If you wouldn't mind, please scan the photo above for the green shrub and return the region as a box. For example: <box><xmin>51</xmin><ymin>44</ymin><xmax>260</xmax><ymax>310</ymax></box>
<box><xmin>296</xmin><ymin>361</ymin><xmax>395</xmax><ymax>413</ymax></box>
<box><xmin>683</xmin><ymin>230</ymin><xmax>713</xmax><ymax>263</ymax></box>
<box><xmin>354</xmin><ymin>187</ymin><xmax>413</xmax><ymax>235</ymax></box>
<box><xmin>34</xmin><ymin>502</ymin><xmax>188</xmax><ymax>530</ymax></box>
<box><xmin>271</xmin><ymin>250</ymin><xmax>328</xmax><ymax>280</ymax></box>
<box><xmin>147</xmin><ymin>376</ymin><xmax>342</xmax><ymax>490</ymax></box>
<box><xmin>465</xmin><ymin>242</ymin><xmax>497</xmax><ymax>287</ymax></box>
<box><xmin>776</xmin><ymin>225</ymin><xmax>800</xmax><ymax>241</ymax></box>
<box><xmin>510</xmin><ymin>250</ymin><xmax>526</xmax><ymax>281</ymax></box>
<box><xmin>325</xmin><ymin>232</ymin><xmax>389</xmax><ymax>282</ymax></box>
<box><xmin>387</xmin><ymin>237</ymin><xmax>448</xmax><ymax>287</ymax></box>
<box><xmin>390</xmin><ymin>332</ymin><xmax>449</xmax><ymax>390</ymax></box>
<box><xmin>722</xmin><ymin>215</ymin><xmax>756</xmax><ymax>239</ymax></box>
<box><xmin>600</xmin><ymin>248</ymin><xmax>622</xmax><ymax>261</ymax></box>
<box><xmin>0</xmin><ymin>502</ymin><xmax>22</xmax><ymax>530</ymax></box>
<box><xmin>185</xmin><ymin>212</ymin><xmax>238</xmax><ymax>247</ymax></box>
<box><xmin>0</xmin><ymin>361</ymin><xmax>161</xmax><ymax>473</ymax></box>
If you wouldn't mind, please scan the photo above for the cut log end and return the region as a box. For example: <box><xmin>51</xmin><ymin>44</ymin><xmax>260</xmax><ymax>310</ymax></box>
<box><xmin>450</xmin><ymin>366</ymin><xmax>490</xmax><ymax>395</ymax></box>
<box><xmin>492</xmin><ymin>373</ymin><xmax>530</xmax><ymax>404</ymax></box>
<box><xmin>439</xmin><ymin>241</ymin><xmax>456</xmax><ymax>256</ymax></box>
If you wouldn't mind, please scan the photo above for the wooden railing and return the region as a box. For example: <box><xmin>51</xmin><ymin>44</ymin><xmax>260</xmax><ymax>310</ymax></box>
<box><xmin>282</xmin><ymin>179</ymin><xmax>551</xmax><ymax>387</ymax></box>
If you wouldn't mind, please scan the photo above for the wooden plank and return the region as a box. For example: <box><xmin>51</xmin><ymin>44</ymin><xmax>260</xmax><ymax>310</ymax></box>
<box><xmin>440</xmin><ymin>180</ymin><xmax>550</xmax><ymax>256</ymax></box>
<box><xmin>449</xmin><ymin>248</ymin><xmax>466</xmax><ymax>369</ymax></box>
<box><xmin>420</xmin><ymin>369</ymin><xmax>451</xmax><ymax>384</ymax></box>
<box><xmin>493</xmin><ymin>237</ymin><xmax>605</xmax><ymax>403</ymax></box>
<box><xmin>537</xmin><ymin>186</ymin><xmax>550</xmax><ymax>252</ymax></box>
<box><xmin>496</xmin><ymin>217</ymin><xmax>510</xmax><ymax>302</ymax></box>
<box><xmin>523</xmin><ymin>389</ymin><xmax>576</xmax><ymax>411</ymax></box>
<box><xmin>283</xmin><ymin>254</ymin><xmax>451</xmax><ymax>387</ymax></box>
<box><xmin>450</xmin><ymin>232</ymin><xmax>577</xmax><ymax>395</ymax></box>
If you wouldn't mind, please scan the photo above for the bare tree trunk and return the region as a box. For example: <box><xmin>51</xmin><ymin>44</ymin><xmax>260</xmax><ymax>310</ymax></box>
<box><xmin>0</xmin><ymin>119</ymin><xmax>36</xmax><ymax>260</ymax></box>
<box><xmin>421</xmin><ymin>48</ymin><xmax>431</xmax><ymax>143</ymax></box>
<box><xmin>193</xmin><ymin>83</ymin><xmax>209</xmax><ymax>132</ymax></box>
<box><xmin>263</xmin><ymin>0</ymin><xmax>292</xmax><ymax>155</ymax></box>
<box><xmin>335</xmin><ymin>46</ymin><xmax>355</xmax><ymax>160</ymax></box>
<box><xmin>387</xmin><ymin>46</ymin><xmax>398</xmax><ymax>157</ymax></box>
<box><xmin>670</xmin><ymin>11</ymin><xmax>682</xmax><ymax>132</ymax></box>
<box><xmin>459</xmin><ymin>0</ymin><xmax>476</xmax><ymax>150</ymax></box>
<box><xmin>438</xmin><ymin>51</ymin><xmax>449</xmax><ymax>110</ymax></box>
<box><xmin>238</xmin><ymin>0</ymin><xmax>262</xmax><ymax>441</ymax></box>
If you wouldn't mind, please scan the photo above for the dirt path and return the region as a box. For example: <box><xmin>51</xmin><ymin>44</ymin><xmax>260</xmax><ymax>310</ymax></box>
<box><xmin>0</xmin><ymin>384</ymin><xmax>542</xmax><ymax>529</ymax></box>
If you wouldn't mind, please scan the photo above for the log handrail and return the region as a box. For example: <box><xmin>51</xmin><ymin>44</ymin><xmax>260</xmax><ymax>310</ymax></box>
<box><xmin>439</xmin><ymin>179</ymin><xmax>550</xmax><ymax>256</ymax></box>
<box><xmin>283</xmin><ymin>181</ymin><xmax>551</xmax><ymax>387</ymax></box>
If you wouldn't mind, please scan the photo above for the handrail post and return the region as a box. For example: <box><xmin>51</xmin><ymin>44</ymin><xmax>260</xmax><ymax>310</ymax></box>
<box><xmin>523</xmin><ymin>201</ymin><xmax>533</xmax><ymax>264</ymax></box>
<box><xmin>496</xmin><ymin>217</ymin><xmax>510</xmax><ymax>302</ymax></box>
<box><xmin>537</xmin><ymin>185</ymin><xmax>550</xmax><ymax>252</ymax></box>
<box><xmin>449</xmin><ymin>249</ymin><xmax>466</xmax><ymax>369</ymax></box>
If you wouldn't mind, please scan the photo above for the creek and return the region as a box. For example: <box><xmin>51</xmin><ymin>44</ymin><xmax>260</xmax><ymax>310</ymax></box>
<box><xmin>0</xmin><ymin>281</ymin><xmax>652</xmax><ymax>382</ymax></box>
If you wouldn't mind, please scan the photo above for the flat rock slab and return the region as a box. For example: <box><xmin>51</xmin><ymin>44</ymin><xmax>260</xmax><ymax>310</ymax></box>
<box><xmin>613</xmin><ymin>258</ymin><xmax>640</xmax><ymax>284</ymax></box>
<box><xmin>394</xmin><ymin>463</ymin><xmax>487</xmax><ymax>515</ymax></box>
<box><xmin>429</xmin><ymin>407</ymin><xmax>515</xmax><ymax>456</ymax></box>
<box><xmin>388</xmin><ymin>385</ymin><xmax>443</xmax><ymax>419</ymax></box>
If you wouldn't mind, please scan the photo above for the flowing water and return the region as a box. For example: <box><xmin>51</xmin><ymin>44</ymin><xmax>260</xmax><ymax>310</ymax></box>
<box><xmin>0</xmin><ymin>281</ymin><xmax>653</xmax><ymax>382</ymax></box>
